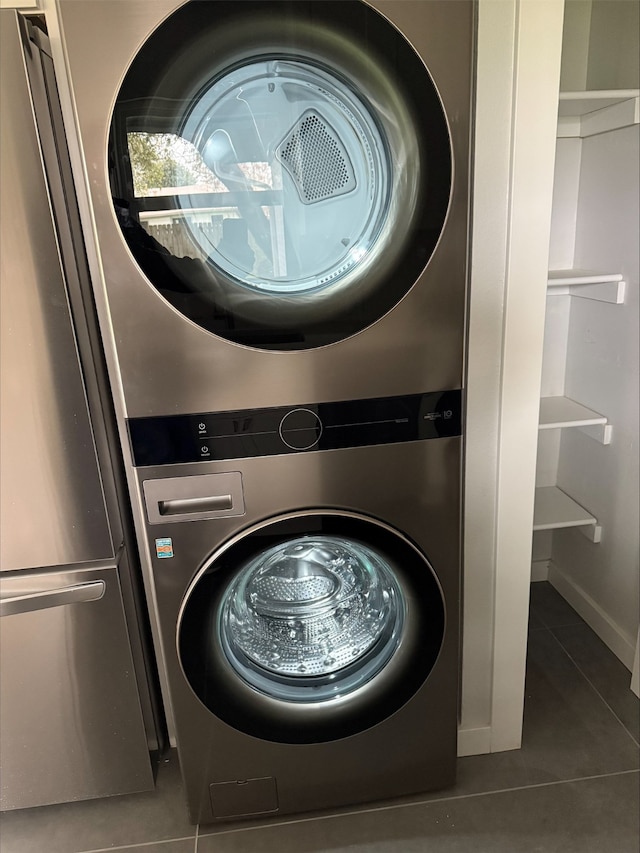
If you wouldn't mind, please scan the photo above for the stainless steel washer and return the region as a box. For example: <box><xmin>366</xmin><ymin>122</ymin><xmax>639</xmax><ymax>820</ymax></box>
<box><xmin>134</xmin><ymin>391</ymin><xmax>462</xmax><ymax>822</ymax></box>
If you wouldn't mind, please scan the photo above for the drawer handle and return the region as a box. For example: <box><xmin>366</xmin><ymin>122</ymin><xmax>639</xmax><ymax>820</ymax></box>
<box><xmin>0</xmin><ymin>581</ymin><xmax>106</xmax><ymax>617</ymax></box>
<box><xmin>158</xmin><ymin>494</ymin><xmax>233</xmax><ymax>516</ymax></box>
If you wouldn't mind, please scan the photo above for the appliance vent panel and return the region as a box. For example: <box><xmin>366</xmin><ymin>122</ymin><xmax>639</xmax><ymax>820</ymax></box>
<box><xmin>277</xmin><ymin>111</ymin><xmax>356</xmax><ymax>204</ymax></box>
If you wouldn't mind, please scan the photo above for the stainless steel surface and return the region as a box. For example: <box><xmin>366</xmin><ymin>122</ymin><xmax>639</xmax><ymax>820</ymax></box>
<box><xmin>0</xmin><ymin>10</ymin><xmax>158</xmax><ymax>810</ymax></box>
<box><xmin>0</xmin><ymin>563</ymin><xmax>153</xmax><ymax>811</ymax></box>
<box><xmin>24</xmin><ymin>19</ymin><xmax>165</xmax><ymax>753</ymax></box>
<box><xmin>0</xmin><ymin>579</ymin><xmax>105</xmax><ymax>617</ymax></box>
<box><xmin>55</xmin><ymin>0</ymin><xmax>471</xmax><ymax>822</ymax></box>
<box><xmin>143</xmin><ymin>472</ymin><xmax>245</xmax><ymax>523</ymax></box>
<box><xmin>0</xmin><ymin>11</ymin><xmax>113</xmax><ymax>572</ymax></box>
<box><xmin>57</xmin><ymin>0</ymin><xmax>472</xmax><ymax>418</ymax></box>
<box><xmin>139</xmin><ymin>436</ymin><xmax>461</xmax><ymax>822</ymax></box>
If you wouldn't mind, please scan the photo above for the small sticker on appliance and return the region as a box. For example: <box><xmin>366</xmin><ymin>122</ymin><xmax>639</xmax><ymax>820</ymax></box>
<box><xmin>155</xmin><ymin>538</ymin><xmax>174</xmax><ymax>559</ymax></box>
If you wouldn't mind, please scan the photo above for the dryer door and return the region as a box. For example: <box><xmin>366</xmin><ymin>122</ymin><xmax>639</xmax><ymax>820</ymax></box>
<box><xmin>178</xmin><ymin>512</ymin><xmax>446</xmax><ymax>743</ymax></box>
<box><xmin>108</xmin><ymin>0</ymin><xmax>451</xmax><ymax>349</ymax></box>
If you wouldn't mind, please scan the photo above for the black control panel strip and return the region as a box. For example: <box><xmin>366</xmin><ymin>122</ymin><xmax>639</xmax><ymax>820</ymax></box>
<box><xmin>127</xmin><ymin>390</ymin><xmax>462</xmax><ymax>467</ymax></box>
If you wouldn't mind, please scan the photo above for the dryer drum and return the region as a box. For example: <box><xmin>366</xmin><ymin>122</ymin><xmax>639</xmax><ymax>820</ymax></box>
<box><xmin>177</xmin><ymin>513</ymin><xmax>446</xmax><ymax>744</ymax></box>
<box><xmin>108</xmin><ymin>0</ymin><xmax>452</xmax><ymax>348</ymax></box>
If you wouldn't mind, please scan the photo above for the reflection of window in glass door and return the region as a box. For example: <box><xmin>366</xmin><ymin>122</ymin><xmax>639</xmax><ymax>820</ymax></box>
<box><xmin>107</xmin><ymin>1</ymin><xmax>454</xmax><ymax>345</ymax></box>
<box><xmin>127</xmin><ymin>131</ymin><xmax>280</xmax><ymax>276</ymax></box>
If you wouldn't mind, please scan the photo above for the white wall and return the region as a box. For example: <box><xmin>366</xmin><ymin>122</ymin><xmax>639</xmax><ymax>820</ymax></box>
<box><xmin>559</xmin><ymin>0</ymin><xmax>640</xmax><ymax>92</ymax></box>
<box><xmin>550</xmin><ymin>124</ymin><xmax>640</xmax><ymax>667</ymax></box>
<box><xmin>559</xmin><ymin>0</ymin><xmax>591</xmax><ymax>91</ymax></box>
<box><xmin>586</xmin><ymin>0</ymin><xmax>640</xmax><ymax>90</ymax></box>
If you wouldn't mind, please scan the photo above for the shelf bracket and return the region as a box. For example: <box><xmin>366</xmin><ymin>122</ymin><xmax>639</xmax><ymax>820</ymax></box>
<box><xmin>578</xmin><ymin>423</ymin><xmax>613</xmax><ymax>445</ymax></box>
<box><xmin>578</xmin><ymin>523</ymin><xmax>603</xmax><ymax>544</ymax></box>
<box><xmin>547</xmin><ymin>280</ymin><xmax>626</xmax><ymax>303</ymax></box>
<box><xmin>569</xmin><ymin>280</ymin><xmax>626</xmax><ymax>304</ymax></box>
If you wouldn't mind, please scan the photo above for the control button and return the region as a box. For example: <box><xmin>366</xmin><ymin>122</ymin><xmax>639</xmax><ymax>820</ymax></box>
<box><xmin>279</xmin><ymin>408</ymin><xmax>323</xmax><ymax>451</ymax></box>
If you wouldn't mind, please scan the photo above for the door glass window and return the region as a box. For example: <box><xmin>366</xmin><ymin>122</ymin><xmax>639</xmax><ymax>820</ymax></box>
<box><xmin>109</xmin><ymin>1</ymin><xmax>452</xmax><ymax>348</ymax></box>
<box><xmin>178</xmin><ymin>513</ymin><xmax>446</xmax><ymax>743</ymax></box>
<box><xmin>219</xmin><ymin>535</ymin><xmax>404</xmax><ymax>702</ymax></box>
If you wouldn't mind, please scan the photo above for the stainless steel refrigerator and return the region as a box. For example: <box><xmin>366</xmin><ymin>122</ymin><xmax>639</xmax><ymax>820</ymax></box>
<box><xmin>0</xmin><ymin>10</ymin><xmax>159</xmax><ymax>811</ymax></box>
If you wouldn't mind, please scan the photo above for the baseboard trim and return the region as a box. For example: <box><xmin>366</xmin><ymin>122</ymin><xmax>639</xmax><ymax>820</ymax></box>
<box><xmin>531</xmin><ymin>559</ymin><xmax>550</xmax><ymax>582</ymax></box>
<box><xmin>457</xmin><ymin>725</ymin><xmax>492</xmax><ymax>756</ymax></box>
<box><xmin>547</xmin><ymin>563</ymin><xmax>637</xmax><ymax>670</ymax></box>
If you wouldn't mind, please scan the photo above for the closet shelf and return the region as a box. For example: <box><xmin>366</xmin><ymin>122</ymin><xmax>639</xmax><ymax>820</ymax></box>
<box><xmin>558</xmin><ymin>89</ymin><xmax>639</xmax><ymax>116</ymax></box>
<box><xmin>534</xmin><ymin>486</ymin><xmax>601</xmax><ymax>542</ymax></box>
<box><xmin>558</xmin><ymin>90</ymin><xmax>639</xmax><ymax>137</ymax></box>
<box><xmin>539</xmin><ymin>396</ymin><xmax>606</xmax><ymax>429</ymax></box>
<box><xmin>547</xmin><ymin>270</ymin><xmax>625</xmax><ymax>303</ymax></box>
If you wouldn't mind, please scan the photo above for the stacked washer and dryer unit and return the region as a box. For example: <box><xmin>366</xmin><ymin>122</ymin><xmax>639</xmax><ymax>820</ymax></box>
<box><xmin>59</xmin><ymin>0</ymin><xmax>473</xmax><ymax>824</ymax></box>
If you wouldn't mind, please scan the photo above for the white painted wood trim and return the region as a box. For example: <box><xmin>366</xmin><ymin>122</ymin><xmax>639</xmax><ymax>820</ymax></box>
<box><xmin>457</xmin><ymin>726</ymin><xmax>493</xmax><ymax>757</ymax></box>
<box><xmin>489</xmin><ymin>0</ymin><xmax>565</xmax><ymax>753</ymax></box>
<box><xmin>462</xmin><ymin>0</ymin><xmax>517</xmax><ymax>743</ymax></box>
<box><xmin>0</xmin><ymin>0</ymin><xmax>40</xmax><ymax>7</ymax></box>
<box><xmin>548</xmin><ymin>563</ymin><xmax>637</xmax><ymax>670</ymax></box>
<box><xmin>531</xmin><ymin>560</ymin><xmax>551</xmax><ymax>582</ymax></box>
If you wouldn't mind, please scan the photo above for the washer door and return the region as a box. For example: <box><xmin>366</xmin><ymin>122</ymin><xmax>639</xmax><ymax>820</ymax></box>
<box><xmin>108</xmin><ymin>0</ymin><xmax>452</xmax><ymax>349</ymax></box>
<box><xmin>178</xmin><ymin>513</ymin><xmax>446</xmax><ymax>743</ymax></box>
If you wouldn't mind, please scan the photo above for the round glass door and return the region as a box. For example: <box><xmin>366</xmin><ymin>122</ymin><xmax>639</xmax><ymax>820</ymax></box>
<box><xmin>219</xmin><ymin>535</ymin><xmax>405</xmax><ymax>702</ymax></box>
<box><xmin>109</xmin><ymin>1</ymin><xmax>452</xmax><ymax>349</ymax></box>
<box><xmin>178</xmin><ymin>513</ymin><xmax>446</xmax><ymax>743</ymax></box>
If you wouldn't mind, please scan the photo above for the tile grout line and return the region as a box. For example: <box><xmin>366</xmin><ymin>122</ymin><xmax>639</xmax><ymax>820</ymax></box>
<box><xmin>79</xmin><ymin>598</ymin><xmax>637</xmax><ymax>852</ymax></box>
<box><xmin>79</xmin><ymin>834</ymin><xmax>197</xmax><ymax>853</ymax></box>
<box><xmin>197</xmin><ymin>768</ymin><xmax>640</xmax><ymax>840</ymax></box>
<box><xmin>546</xmin><ymin>626</ymin><xmax>640</xmax><ymax>749</ymax></box>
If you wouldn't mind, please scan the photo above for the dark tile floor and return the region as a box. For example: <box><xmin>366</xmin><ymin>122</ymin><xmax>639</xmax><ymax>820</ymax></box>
<box><xmin>1</xmin><ymin>582</ymin><xmax>638</xmax><ymax>853</ymax></box>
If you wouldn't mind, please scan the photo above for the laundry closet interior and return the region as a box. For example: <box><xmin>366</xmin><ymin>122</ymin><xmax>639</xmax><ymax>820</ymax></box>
<box><xmin>532</xmin><ymin>0</ymin><xmax>639</xmax><ymax>684</ymax></box>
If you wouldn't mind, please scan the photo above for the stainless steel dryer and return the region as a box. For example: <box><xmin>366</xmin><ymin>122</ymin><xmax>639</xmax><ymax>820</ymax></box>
<box><xmin>58</xmin><ymin>0</ymin><xmax>471</xmax><ymax>413</ymax></box>
<box><xmin>57</xmin><ymin>0</ymin><xmax>472</xmax><ymax>824</ymax></box>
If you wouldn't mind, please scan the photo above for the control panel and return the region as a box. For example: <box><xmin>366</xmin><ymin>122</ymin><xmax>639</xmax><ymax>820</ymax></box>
<box><xmin>127</xmin><ymin>390</ymin><xmax>462</xmax><ymax>467</ymax></box>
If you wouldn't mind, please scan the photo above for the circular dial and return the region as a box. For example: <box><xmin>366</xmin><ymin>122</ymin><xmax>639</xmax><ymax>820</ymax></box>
<box><xmin>279</xmin><ymin>409</ymin><xmax>322</xmax><ymax>450</ymax></box>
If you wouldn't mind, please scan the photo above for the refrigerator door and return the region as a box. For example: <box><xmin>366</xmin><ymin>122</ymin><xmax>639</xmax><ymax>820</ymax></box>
<box><xmin>0</xmin><ymin>10</ymin><xmax>157</xmax><ymax>809</ymax></box>
<box><xmin>0</xmin><ymin>562</ymin><xmax>153</xmax><ymax>809</ymax></box>
<box><xmin>0</xmin><ymin>10</ymin><xmax>113</xmax><ymax>573</ymax></box>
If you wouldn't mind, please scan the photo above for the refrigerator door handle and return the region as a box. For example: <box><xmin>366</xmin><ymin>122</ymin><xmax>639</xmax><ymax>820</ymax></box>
<box><xmin>0</xmin><ymin>580</ymin><xmax>106</xmax><ymax>617</ymax></box>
